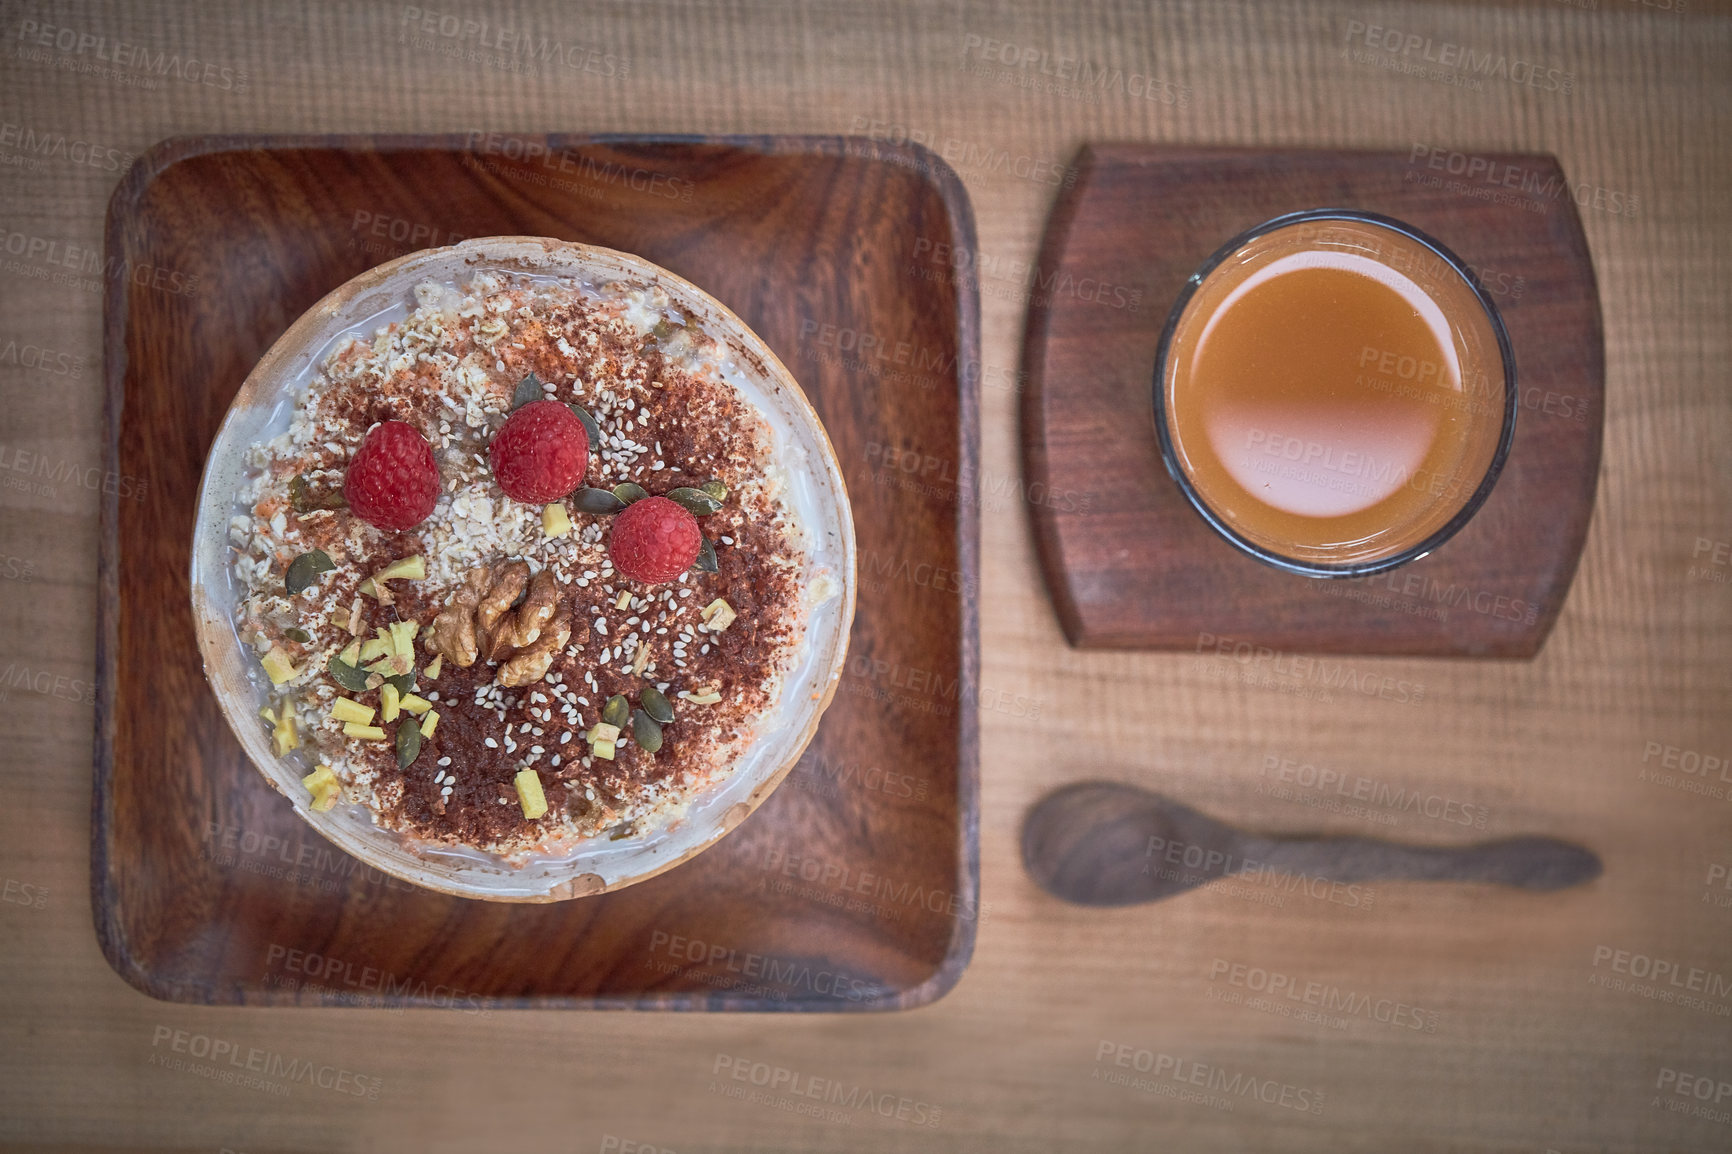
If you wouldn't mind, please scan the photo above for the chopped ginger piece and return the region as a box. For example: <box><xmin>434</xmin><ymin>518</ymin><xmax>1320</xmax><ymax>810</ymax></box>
<box><xmin>272</xmin><ymin>710</ymin><xmax>299</xmax><ymax>756</ymax></box>
<box><xmin>421</xmin><ymin>709</ymin><xmax>440</xmax><ymax>739</ymax></box>
<box><xmin>615</xmin><ymin>590</ymin><xmax>632</xmax><ymax>610</ymax></box>
<box><xmin>330</xmin><ymin>697</ymin><xmax>374</xmax><ymax>725</ymax></box>
<box><xmin>399</xmin><ymin>693</ymin><xmax>432</xmax><ymax>715</ymax></box>
<box><xmin>340</xmin><ymin>639</ymin><xmax>363</xmax><ymax>666</ymax></box>
<box><xmin>358</xmin><ymin>637</ymin><xmax>388</xmax><ymax>663</ymax></box>
<box><xmin>425</xmin><ymin>654</ymin><xmax>443</xmax><ymax>679</ymax></box>
<box><xmin>588</xmin><ymin>722</ymin><xmax>620</xmax><ymax>761</ymax></box>
<box><xmin>380</xmin><ymin>683</ymin><xmax>401</xmax><ymax>723</ymax></box>
<box><xmin>700</xmin><ymin>598</ymin><xmax>737</xmax><ymax>632</ymax></box>
<box><xmin>261</xmin><ymin>647</ymin><xmax>299</xmax><ymax>685</ymax></box>
<box><xmin>388</xmin><ymin>620</ymin><xmax>418</xmax><ymax>656</ymax></box>
<box><xmin>375</xmin><ymin>555</ymin><xmax>426</xmax><ymax>582</ymax></box>
<box><xmin>343</xmin><ymin>722</ymin><xmax>387</xmax><ymax>741</ymax></box>
<box><xmin>514</xmin><ymin>768</ymin><xmax>548</xmax><ymax>819</ymax></box>
<box><xmin>302</xmin><ymin>765</ymin><xmax>340</xmax><ymax>812</ymax></box>
<box><xmin>541</xmin><ymin>504</ymin><xmax>572</xmax><ymax>539</ymax></box>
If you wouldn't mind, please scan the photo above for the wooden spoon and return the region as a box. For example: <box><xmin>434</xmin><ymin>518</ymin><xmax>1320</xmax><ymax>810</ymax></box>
<box><xmin>1022</xmin><ymin>781</ymin><xmax>1602</xmax><ymax>907</ymax></box>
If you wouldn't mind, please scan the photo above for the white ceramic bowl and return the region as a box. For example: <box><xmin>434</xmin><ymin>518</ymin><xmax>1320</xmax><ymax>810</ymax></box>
<box><xmin>190</xmin><ymin>237</ymin><xmax>856</xmax><ymax>902</ymax></box>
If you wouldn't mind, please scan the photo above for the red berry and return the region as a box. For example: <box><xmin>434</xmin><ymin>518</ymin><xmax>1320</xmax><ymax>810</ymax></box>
<box><xmin>609</xmin><ymin>496</ymin><xmax>702</xmax><ymax>584</ymax></box>
<box><xmin>343</xmin><ymin>420</ymin><xmax>440</xmax><ymax>532</ymax></box>
<box><xmin>488</xmin><ymin>400</ymin><xmax>590</xmax><ymax>504</ymax></box>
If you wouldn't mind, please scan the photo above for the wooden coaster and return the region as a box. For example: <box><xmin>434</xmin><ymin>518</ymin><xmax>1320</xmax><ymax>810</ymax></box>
<box><xmin>95</xmin><ymin>134</ymin><xmax>979</xmax><ymax>1009</ymax></box>
<box><xmin>1021</xmin><ymin>145</ymin><xmax>1603</xmax><ymax>656</ymax></box>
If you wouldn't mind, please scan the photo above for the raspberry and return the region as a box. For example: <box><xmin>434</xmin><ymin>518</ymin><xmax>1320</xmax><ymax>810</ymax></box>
<box><xmin>343</xmin><ymin>420</ymin><xmax>440</xmax><ymax>532</ymax></box>
<box><xmin>488</xmin><ymin>400</ymin><xmax>590</xmax><ymax>504</ymax></box>
<box><xmin>609</xmin><ymin>496</ymin><xmax>702</xmax><ymax>584</ymax></box>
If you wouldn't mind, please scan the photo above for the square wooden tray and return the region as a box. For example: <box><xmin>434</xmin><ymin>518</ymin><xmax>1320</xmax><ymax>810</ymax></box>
<box><xmin>1021</xmin><ymin>144</ymin><xmax>1604</xmax><ymax>656</ymax></box>
<box><xmin>94</xmin><ymin>134</ymin><xmax>979</xmax><ymax>1010</ymax></box>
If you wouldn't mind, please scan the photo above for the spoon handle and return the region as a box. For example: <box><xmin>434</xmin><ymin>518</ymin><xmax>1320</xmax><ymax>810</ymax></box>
<box><xmin>1232</xmin><ymin>835</ymin><xmax>1601</xmax><ymax>891</ymax></box>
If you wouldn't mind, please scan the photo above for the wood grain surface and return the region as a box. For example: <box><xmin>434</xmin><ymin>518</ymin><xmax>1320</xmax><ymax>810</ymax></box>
<box><xmin>95</xmin><ymin>136</ymin><xmax>978</xmax><ymax>1008</ymax></box>
<box><xmin>1</xmin><ymin>1</ymin><xmax>1728</xmax><ymax>1151</ymax></box>
<box><xmin>1023</xmin><ymin>144</ymin><xmax>1603</xmax><ymax>655</ymax></box>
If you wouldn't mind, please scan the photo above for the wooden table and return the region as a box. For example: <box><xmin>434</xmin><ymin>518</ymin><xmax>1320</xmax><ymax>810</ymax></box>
<box><xmin>2</xmin><ymin>1</ymin><xmax>1727</xmax><ymax>1149</ymax></box>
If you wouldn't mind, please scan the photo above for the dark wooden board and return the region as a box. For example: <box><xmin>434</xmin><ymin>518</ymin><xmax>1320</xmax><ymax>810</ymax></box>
<box><xmin>94</xmin><ymin>134</ymin><xmax>979</xmax><ymax>1009</ymax></box>
<box><xmin>1021</xmin><ymin>144</ymin><xmax>1603</xmax><ymax>656</ymax></box>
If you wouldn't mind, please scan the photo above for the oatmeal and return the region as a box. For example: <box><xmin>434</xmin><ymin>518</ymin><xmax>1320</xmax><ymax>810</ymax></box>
<box><xmin>228</xmin><ymin>272</ymin><xmax>809</xmax><ymax>860</ymax></box>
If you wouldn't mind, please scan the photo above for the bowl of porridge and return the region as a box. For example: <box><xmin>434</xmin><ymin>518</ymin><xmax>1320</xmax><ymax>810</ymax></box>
<box><xmin>191</xmin><ymin>237</ymin><xmax>855</xmax><ymax>901</ymax></box>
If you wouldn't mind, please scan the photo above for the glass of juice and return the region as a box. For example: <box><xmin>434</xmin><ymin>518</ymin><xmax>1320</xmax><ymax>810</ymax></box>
<box><xmin>1153</xmin><ymin>209</ymin><xmax>1517</xmax><ymax>577</ymax></box>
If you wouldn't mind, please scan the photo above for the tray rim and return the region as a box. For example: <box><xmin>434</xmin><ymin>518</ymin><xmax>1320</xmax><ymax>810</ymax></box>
<box><xmin>1019</xmin><ymin>141</ymin><xmax>1605</xmax><ymax>657</ymax></box>
<box><xmin>93</xmin><ymin>132</ymin><xmax>981</xmax><ymax>1011</ymax></box>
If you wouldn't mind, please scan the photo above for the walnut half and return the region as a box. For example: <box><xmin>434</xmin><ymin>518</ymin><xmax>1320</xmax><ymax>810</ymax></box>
<box><xmin>427</xmin><ymin>560</ymin><xmax>571</xmax><ymax>687</ymax></box>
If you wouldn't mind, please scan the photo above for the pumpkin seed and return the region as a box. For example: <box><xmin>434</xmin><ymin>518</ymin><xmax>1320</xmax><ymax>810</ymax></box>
<box><xmin>512</xmin><ymin>371</ymin><xmax>545</xmax><ymax>410</ymax></box>
<box><xmin>285</xmin><ymin>549</ymin><xmax>335</xmax><ymax>595</ymax></box>
<box><xmin>631</xmin><ymin>709</ymin><xmax>663</xmax><ymax>754</ymax></box>
<box><xmin>572</xmin><ymin>487</ymin><xmax>627</xmax><ymax>514</ymax></box>
<box><xmin>640</xmin><ymin>685</ymin><xmax>674</xmax><ymax>724</ymax></box>
<box><xmin>666</xmin><ymin>487</ymin><xmax>722</xmax><ymax>516</ymax></box>
<box><xmin>387</xmin><ymin>671</ymin><xmax>416</xmax><ymax>697</ymax></box>
<box><xmin>284</xmin><ymin>627</ymin><xmax>312</xmax><ymax>643</ymax></box>
<box><xmin>612</xmin><ymin>482</ymin><xmax>649</xmax><ymax>505</ymax></box>
<box><xmin>693</xmin><ymin>537</ymin><xmax>718</xmax><ymax>573</ymax></box>
<box><xmin>396</xmin><ymin>717</ymin><xmax>422</xmax><ymax>769</ymax></box>
<box><xmin>327</xmin><ymin>655</ymin><xmax>369</xmax><ymax>692</ymax></box>
<box><xmin>699</xmin><ymin>480</ymin><xmax>727</xmax><ymax>502</ymax></box>
<box><xmin>603</xmin><ymin>694</ymin><xmax>629</xmax><ymax>729</ymax></box>
<box><xmin>568</xmin><ymin>403</ymin><xmax>602</xmax><ymax>453</ymax></box>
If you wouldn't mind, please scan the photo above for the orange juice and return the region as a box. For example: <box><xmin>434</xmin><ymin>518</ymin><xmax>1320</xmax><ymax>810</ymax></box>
<box><xmin>1158</xmin><ymin>215</ymin><xmax>1511</xmax><ymax>571</ymax></box>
